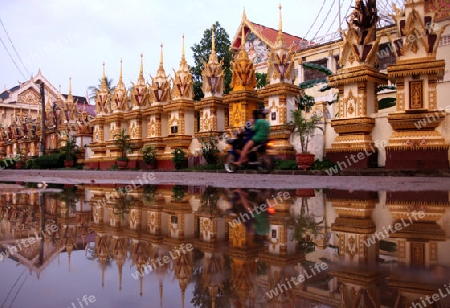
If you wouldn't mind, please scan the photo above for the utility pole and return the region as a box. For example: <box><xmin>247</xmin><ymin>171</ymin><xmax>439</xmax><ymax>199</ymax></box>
<box><xmin>38</xmin><ymin>81</ymin><xmax>46</xmax><ymax>155</ymax></box>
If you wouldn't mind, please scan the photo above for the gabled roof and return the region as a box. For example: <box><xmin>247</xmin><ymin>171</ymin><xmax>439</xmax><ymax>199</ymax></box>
<box><xmin>0</xmin><ymin>85</ymin><xmax>20</xmax><ymax>100</ymax></box>
<box><xmin>62</xmin><ymin>94</ymin><xmax>88</xmax><ymax>105</ymax></box>
<box><xmin>79</xmin><ymin>103</ymin><xmax>96</xmax><ymax>116</ymax></box>
<box><xmin>230</xmin><ymin>12</ymin><xmax>308</xmax><ymax>52</ymax></box>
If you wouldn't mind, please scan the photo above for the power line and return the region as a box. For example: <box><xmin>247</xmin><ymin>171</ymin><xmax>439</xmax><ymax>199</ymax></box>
<box><xmin>8</xmin><ymin>273</ymin><xmax>28</xmax><ymax>308</ymax></box>
<box><xmin>0</xmin><ymin>17</ymin><xmax>30</xmax><ymax>77</ymax></box>
<box><xmin>324</xmin><ymin>0</ymin><xmax>349</xmax><ymax>37</ymax></box>
<box><xmin>302</xmin><ymin>0</ymin><xmax>329</xmax><ymax>40</ymax></box>
<box><xmin>0</xmin><ymin>33</ymin><xmax>26</xmax><ymax>80</ymax></box>
<box><xmin>311</xmin><ymin>0</ymin><xmax>336</xmax><ymax>41</ymax></box>
<box><xmin>0</xmin><ymin>268</ymin><xmax>26</xmax><ymax>308</ymax></box>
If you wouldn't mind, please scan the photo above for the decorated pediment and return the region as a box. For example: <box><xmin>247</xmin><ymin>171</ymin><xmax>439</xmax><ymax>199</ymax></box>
<box><xmin>390</xmin><ymin>0</ymin><xmax>449</xmax><ymax>57</ymax></box>
<box><xmin>17</xmin><ymin>87</ymin><xmax>40</xmax><ymax>105</ymax></box>
<box><xmin>338</xmin><ymin>0</ymin><xmax>380</xmax><ymax>68</ymax></box>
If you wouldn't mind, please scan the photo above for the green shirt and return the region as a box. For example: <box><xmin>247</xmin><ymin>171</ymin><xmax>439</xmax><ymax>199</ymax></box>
<box><xmin>252</xmin><ymin>119</ymin><xmax>270</xmax><ymax>143</ymax></box>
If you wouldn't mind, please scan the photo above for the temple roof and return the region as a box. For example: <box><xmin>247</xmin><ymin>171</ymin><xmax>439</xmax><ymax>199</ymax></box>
<box><xmin>425</xmin><ymin>0</ymin><xmax>450</xmax><ymax>21</ymax></box>
<box><xmin>0</xmin><ymin>85</ymin><xmax>20</xmax><ymax>100</ymax></box>
<box><xmin>230</xmin><ymin>18</ymin><xmax>308</xmax><ymax>52</ymax></box>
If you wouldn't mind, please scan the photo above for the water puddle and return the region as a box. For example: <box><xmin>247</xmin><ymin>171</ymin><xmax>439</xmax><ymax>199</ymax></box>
<box><xmin>0</xmin><ymin>183</ymin><xmax>449</xmax><ymax>307</ymax></box>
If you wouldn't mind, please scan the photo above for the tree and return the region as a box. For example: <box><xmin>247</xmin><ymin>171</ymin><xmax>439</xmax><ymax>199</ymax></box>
<box><xmin>87</xmin><ymin>77</ymin><xmax>115</xmax><ymax>104</ymax></box>
<box><xmin>255</xmin><ymin>72</ymin><xmax>268</xmax><ymax>89</ymax></box>
<box><xmin>190</xmin><ymin>21</ymin><xmax>232</xmax><ymax>101</ymax></box>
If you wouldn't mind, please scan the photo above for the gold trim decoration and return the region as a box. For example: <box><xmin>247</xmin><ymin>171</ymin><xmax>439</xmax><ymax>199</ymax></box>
<box><xmin>409</xmin><ymin>80</ymin><xmax>423</xmax><ymax>109</ymax></box>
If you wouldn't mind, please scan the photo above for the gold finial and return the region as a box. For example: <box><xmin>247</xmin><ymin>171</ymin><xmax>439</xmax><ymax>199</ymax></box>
<box><xmin>139</xmin><ymin>53</ymin><xmax>143</xmax><ymax>77</ymax></box>
<box><xmin>101</xmin><ymin>62</ymin><xmax>106</xmax><ymax>86</ymax></box>
<box><xmin>160</xmin><ymin>44</ymin><xmax>163</xmax><ymax>66</ymax></box>
<box><xmin>181</xmin><ymin>34</ymin><xmax>185</xmax><ymax>60</ymax></box>
<box><xmin>119</xmin><ymin>58</ymin><xmax>123</xmax><ymax>81</ymax></box>
<box><xmin>212</xmin><ymin>25</ymin><xmax>216</xmax><ymax>53</ymax></box>
<box><xmin>242</xmin><ymin>8</ymin><xmax>247</xmax><ymax>21</ymax></box>
<box><xmin>278</xmin><ymin>4</ymin><xmax>283</xmax><ymax>33</ymax></box>
<box><xmin>69</xmin><ymin>77</ymin><xmax>72</xmax><ymax>94</ymax></box>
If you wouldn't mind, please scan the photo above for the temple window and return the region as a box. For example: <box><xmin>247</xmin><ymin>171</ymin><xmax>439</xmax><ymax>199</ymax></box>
<box><xmin>439</xmin><ymin>35</ymin><xmax>450</xmax><ymax>46</ymax></box>
<box><xmin>303</xmin><ymin>58</ymin><xmax>328</xmax><ymax>82</ymax></box>
<box><xmin>378</xmin><ymin>43</ymin><xmax>396</xmax><ymax>71</ymax></box>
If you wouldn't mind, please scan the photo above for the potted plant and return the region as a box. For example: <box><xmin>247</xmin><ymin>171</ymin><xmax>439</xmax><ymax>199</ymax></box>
<box><xmin>113</xmin><ymin>128</ymin><xmax>133</xmax><ymax>169</ymax></box>
<box><xmin>290</xmin><ymin>197</ymin><xmax>323</xmax><ymax>253</ymax></box>
<box><xmin>140</xmin><ymin>144</ymin><xmax>157</xmax><ymax>169</ymax></box>
<box><xmin>285</xmin><ymin>109</ymin><xmax>323</xmax><ymax>170</ymax></box>
<box><xmin>171</xmin><ymin>148</ymin><xmax>186</xmax><ymax>170</ymax></box>
<box><xmin>15</xmin><ymin>149</ymin><xmax>26</xmax><ymax>169</ymax></box>
<box><xmin>59</xmin><ymin>135</ymin><xmax>79</xmax><ymax>168</ymax></box>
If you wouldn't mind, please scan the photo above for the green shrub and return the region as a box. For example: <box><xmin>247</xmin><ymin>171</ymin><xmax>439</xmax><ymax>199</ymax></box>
<box><xmin>32</xmin><ymin>153</ymin><xmax>65</xmax><ymax>169</ymax></box>
<box><xmin>311</xmin><ymin>158</ymin><xmax>337</xmax><ymax>170</ymax></box>
<box><xmin>171</xmin><ymin>148</ymin><xmax>186</xmax><ymax>169</ymax></box>
<box><xmin>0</xmin><ymin>157</ymin><xmax>18</xmax><ymax>169</ymax></box>
<box><xmin>275</xmin><ymin>159</ymin><xmax>298</xmax><ymax>170</ymax></box>
<box><xmin>199</xmin><ymin>134</ymin><xmax>220</xmax><ymax>165</ymax></box>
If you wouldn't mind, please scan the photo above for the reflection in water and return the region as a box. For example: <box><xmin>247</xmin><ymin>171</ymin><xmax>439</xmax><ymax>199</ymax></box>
<box><xmin>0</xmin><ymin>185</ymin><xmax>449</xmax><ymax>307</ymax></box>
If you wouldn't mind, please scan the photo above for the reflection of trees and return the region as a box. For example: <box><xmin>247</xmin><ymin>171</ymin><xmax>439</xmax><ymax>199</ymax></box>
<box><xmin>199</xmin><ymin>187</ymin><xmax>221</xmax><ymax>216</ymax></box>
<box><xmin>291</xmin><ymin>197</ymin><xmax>323</xmax><ymax>253</ymax></box>
<box><xmin>191</xmin><ymin>249</ymin><xmax>233</xmax><ymax>308</ymax></box>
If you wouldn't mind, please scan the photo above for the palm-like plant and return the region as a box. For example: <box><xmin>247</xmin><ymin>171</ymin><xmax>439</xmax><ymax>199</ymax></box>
<box><xmin>113</xmin><ymin>128</ymin><xmax>133</xmax><ymax>161</ymax></box>
<box><xmin>285</xmin><ymin>110</ymin><xmax>323</xmax><ymax>153</ymax></box>
<box><xmin>58</xmin><ymin>134</ymin><xmax>79</xmax><ymax>161</ymax></box>
<box><xmin>87</xmin><ymin>77</ymin><xmax>115</xmax><ymax>103</ymax></box>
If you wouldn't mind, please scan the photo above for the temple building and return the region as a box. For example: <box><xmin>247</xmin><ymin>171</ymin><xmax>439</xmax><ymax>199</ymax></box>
<box><xmin>0</xmin><ymin>70</ymin><xmax>95</xmax><ymax>161</ymax></box>
<box><xmin>82</xmin><ymin>1</ymin><xmax>450</xmax><ymax>170</ymax></box>
<box><xmin>1</xmin><ymin>184</ymin><xmax>449</xmax><ymax>306</ymax></box>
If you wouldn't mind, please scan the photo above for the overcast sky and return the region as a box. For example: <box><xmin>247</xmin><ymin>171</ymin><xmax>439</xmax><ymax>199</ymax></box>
<box><xmin>0</xmin><ymin>0</ymin><xmax>395</xmax><ymax>99</ymax></box>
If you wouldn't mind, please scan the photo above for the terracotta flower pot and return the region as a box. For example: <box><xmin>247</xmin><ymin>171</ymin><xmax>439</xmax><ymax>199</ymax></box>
<box><xmin>296</xmin><ymin>188</ymin><xmax>315</xmax><ymax>197</ymax></box>
<box><xmin>64</xmin><ymin>160</ymin><xmax>74</xmax><ymax>168</ymax></box>
<box><xmin>15</xmin><ymin>161</ymin><xmax>25</xmax><ymax>169</ymax></box>
<box><xmin>295</xmin><ymin>153</ymin><xmax>315</xmax><ymax>170</ymax></box>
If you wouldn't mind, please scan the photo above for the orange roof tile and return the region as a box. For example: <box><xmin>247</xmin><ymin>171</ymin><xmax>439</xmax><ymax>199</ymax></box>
<box><xmin>231</xmin><ymin>20</ymin><xmax>309</xmax><ymax>52</ymax></box>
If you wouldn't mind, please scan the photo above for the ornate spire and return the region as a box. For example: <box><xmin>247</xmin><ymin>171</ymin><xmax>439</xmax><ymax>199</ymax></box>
<box><xmin>160</xmin><ymin>283</ymin><xmax>163</xmax><ymax>308</ymax></box>
<box><xmin>96</xmin><ymin>62</ymin><xmax>111</xmax><ymax>114</ymax></box>
<box><xmin>181</xmin><ymin>34</ymin><xmax>185</xmax><ymax>62</ymax></box>
<box><xmin>69</xmin><ymin>77</ymin><xmax>72</xmax><ymax>95</ymax></box>
<box><xmin>278</xmin><ymin>4</ymin><xmax>282</xmax><ymax>33</ymax></box>
<box><xmin>119</xmin><ymin>58</ymin><xmax>123</xmax><ymax>82</ymax></box>
<box><xmin>137</xmin><ymin>53</ymin><xmax>145</xmax><ymax>85</ymax></box>
<box><xmin>101</xmin><ymin>62</ymin><xmax>106</xmax><ymax>86</ymax></box>
<box><xmin>274</xmin><ymin>4</ymin><xmax>286</xmax><ymax>48</ymax></box>
<box><xmin>149</xmin><ymin>44</ymin><xmax>171</xmax><ymax>103</ymax></box>
<box><xmin>201</xmin><ymin>24</ymin><xmax>225</xmax><ymax>97</ymax></box>
<box><xmin>171</xmin><ymin>34</ymin><xmax>193</xmax><ymax>100</ymax></box>
<box><xmin>230</xmin><ymin>22</ymin><xmax>256</xmax><ymax>91</ymax></box>
<box><xmin>130</xmin><ymin>54</ymin><xmax>148</xmax><ymax>108</ymax></box>
<box><xmin>156</xmin><ymin>44</ymin><xmax>167</xmax><ymax>78</ymax></box>
<box><xmin>159</xmin><ymin>43</ymin><xmax>164</xmax><ymax>67</ymax></box>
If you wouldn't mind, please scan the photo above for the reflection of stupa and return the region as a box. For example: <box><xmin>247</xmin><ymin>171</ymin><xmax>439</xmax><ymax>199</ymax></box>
<box><xmin>4</xmin><ymin>184</ymin><xmax>450</xmax><ymax>307</ymax></box>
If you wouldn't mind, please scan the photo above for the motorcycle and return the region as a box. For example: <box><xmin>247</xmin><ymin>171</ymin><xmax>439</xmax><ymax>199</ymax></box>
<box><xmin>224</xmin><ymin>137</ymin><xmax>274</xmax><ymax>173</ymax></box>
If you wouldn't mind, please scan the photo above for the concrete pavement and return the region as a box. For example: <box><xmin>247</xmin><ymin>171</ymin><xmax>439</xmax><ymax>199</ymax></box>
<box><xmin>1</xmin><ymin>169</ymin><xmax>450</xmax><ymax>191</ymax></box>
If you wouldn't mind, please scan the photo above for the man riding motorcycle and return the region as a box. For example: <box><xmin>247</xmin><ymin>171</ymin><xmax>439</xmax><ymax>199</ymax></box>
<box><xmin>234</xmin><ymin>109</ymin><xmax>270</xmax><ymax>166</ymax></box>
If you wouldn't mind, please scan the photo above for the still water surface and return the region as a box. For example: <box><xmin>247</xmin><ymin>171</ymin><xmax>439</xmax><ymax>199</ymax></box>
<box><xmin>0</xmin><ymin>184</ymin><xmax>449</xmax><ymax>308</ymax></box>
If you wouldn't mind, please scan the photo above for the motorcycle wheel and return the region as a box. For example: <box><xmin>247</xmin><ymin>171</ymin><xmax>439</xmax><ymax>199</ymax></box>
<box><xmin>224</xmin><ymin>153</ymin><xmax>238</xmax><ymax>173</ymax></box>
